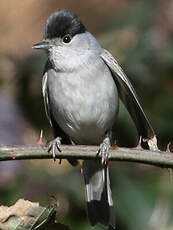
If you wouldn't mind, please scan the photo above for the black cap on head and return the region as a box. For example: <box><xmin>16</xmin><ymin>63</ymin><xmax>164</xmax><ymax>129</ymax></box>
<box><xmin>44</xmin><ymin>10</ymin><xmax>86</xmax><ymax>39</ymax></box>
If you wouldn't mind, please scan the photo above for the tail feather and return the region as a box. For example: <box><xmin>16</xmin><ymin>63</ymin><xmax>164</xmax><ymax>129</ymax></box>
<box><xmin>83</xmin><ymin>160</ymin><xmax>116</xmax><ymax>229</ymax></box>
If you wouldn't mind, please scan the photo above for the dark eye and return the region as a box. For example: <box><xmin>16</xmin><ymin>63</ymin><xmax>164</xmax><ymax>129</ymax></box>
<box><xmin>63</xmin><ymin>35</ymin><xmax>71</xmax><ymax>43</ymax></box>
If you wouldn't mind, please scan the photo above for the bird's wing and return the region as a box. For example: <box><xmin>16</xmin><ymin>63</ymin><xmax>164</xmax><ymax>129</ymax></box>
<box><xmin>42</xmin><ymin>68</ymin><xmax>71</xmax><ymax>143</ymax></box>
<box><xmin>100</xmin><ymin>49</ymin><xmax>157</xmax><ymax>149</ymax></box>
<box><xmin>42</xmin><ymin>70</ymin><xmax>51</xmax><ymax>126</ymax></box>
<box><xmin>42</xmin><ymin>61</ymin><xmax>78</xmax><ymax>165</ymax></box>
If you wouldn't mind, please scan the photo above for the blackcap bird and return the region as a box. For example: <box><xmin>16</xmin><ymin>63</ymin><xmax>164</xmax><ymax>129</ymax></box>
<box><xmin>33</xmin><ymin>10</ymin><xmax>157</xmax><ymax>229</ymax></box>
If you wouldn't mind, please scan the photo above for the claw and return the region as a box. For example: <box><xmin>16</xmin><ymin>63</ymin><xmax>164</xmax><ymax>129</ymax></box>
<box><xmin>97</xmin><ymin>137</ymin><xmax>111</xmax><ymax>164</ymax></box>
<box><xmin>48</xmin><ymin>137</ymin><xmax>62</xmax><ymax>162</ymax></box>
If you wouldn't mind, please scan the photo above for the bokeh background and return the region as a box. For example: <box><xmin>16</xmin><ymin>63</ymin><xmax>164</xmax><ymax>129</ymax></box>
<box><xmin>0</xmin><ymin>0</ymin><xmax>173</xmax><ymax>229</ymax></box>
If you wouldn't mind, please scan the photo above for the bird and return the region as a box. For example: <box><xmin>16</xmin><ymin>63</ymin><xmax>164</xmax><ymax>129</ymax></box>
<box><xmin>32</xmin><ymin>10</ymin><xmax>157</xmax><ymax>229</ymax></box>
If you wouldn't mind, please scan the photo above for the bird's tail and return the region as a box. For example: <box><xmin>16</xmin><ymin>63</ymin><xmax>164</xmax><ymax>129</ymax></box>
<box><xmin>82</xmin><ymin>159</ymin><xmax>116</xmax><ymax>229</ymax></box>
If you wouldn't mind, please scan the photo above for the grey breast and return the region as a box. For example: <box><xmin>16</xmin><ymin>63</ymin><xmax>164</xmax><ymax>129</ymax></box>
<box><xmin>47</xmin><ymin>56</ymin><xmax>119</xmax><ymax>145</ymax></box>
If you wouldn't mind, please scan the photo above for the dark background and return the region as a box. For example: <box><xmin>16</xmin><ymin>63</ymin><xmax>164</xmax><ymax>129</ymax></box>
<box><xmin>0</xmin><ymin>1</ymin><xmax>173</xmax><ymax>230</ymax></box>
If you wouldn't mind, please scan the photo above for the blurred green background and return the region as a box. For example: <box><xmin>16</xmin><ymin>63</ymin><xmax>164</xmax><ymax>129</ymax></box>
<box><xmin>0</xmin><ymin>0</ymin><xmax>173</xmax><ymax>229</ymax></box>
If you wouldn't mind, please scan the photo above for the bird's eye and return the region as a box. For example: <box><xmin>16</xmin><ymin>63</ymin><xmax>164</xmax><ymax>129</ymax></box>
<box><xmin>63</xmin><ymin>35</ymin><xmax>71</xmax><ymax>44</ymax></box>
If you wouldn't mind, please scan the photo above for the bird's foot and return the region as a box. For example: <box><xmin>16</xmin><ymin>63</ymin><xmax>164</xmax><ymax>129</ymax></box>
<box><xmin>97</xmin><ymin>137</ymin><xmax>111</xmax><ymax>164</ymax></box>
<box><xmin>48</xmin><ymin>137</ymin><xmax>62</xmax><ymax>162</ymax></box>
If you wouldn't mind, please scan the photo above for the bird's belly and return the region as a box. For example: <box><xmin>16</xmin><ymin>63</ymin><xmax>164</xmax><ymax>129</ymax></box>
<box><xmin>48</xmin><ymin>62</ymin><xmax>119</xmax><ymax>144</ymax></box>
<box><xmin>54</xmin><ymin>101</ymin><xmax>117</xmax><ymax>145</ymax></box>
<box><xmin>60</xmin><ymin>108</ymin><xmax>113</xmax><ymax>145</ymax></box>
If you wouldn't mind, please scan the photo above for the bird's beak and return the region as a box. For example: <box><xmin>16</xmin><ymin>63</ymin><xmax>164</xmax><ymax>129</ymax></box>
<box><xmin>32</xmin><ymin>40</ymin><xmax>52</xmax><ymax>50</ymax></box>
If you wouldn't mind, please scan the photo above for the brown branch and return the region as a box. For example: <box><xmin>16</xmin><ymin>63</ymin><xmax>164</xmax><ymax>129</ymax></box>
<box><xmin>0</xmin><ymin>144</ymin><xmax>172</xmax><ymax>168</ymax></box>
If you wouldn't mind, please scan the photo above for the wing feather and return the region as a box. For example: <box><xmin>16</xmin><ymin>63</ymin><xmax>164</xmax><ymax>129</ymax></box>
<box><xmin>42</xmin><ymin>61</ymin><xmax>78</xmax><ymax>165</ymax></box>
<box><xmin>100</xmin><ymin>49</ymin><xmax>156</xmax><ymax>146</ymax></box>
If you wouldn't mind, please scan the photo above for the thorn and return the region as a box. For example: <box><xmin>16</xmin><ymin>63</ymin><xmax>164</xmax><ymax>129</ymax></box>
<box><xmin>166</xmin><ymin>142</ymin><xmax>173</xmax><ymax>182</ymax></box>
<box><xmin>79</xmin><ymin>160</ymin><xmax>83</xmax><ymax>174</ymax></box>
<box><xmin>80</xmin><ymin>166</ymin><xmax>83</xmax><ymax>174</ymax></box>
<box><xmin>136</xmin><ymin>136</ymin><xmax>143</xmax><ymax>149</ymax></box>
<box><xmin>166</xmin><ymin>142</ymin><xmax>172</xmax><ymax>152</ymax></box>
<box><xmin>37</xmin><ymin>130</ymin><xmax>45</xmax><ymax>146</ymax></box>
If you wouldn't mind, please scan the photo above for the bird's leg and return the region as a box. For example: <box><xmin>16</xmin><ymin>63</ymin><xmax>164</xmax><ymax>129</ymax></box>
<box><xmin>97</xmin><ymin>132</ymin><xmax>111</xmax><ymax>164</ymax></box>
<box><xmin>48</xmin><ymin>137</ymin><xmax>62</xmax><ymax>162</ymax></box>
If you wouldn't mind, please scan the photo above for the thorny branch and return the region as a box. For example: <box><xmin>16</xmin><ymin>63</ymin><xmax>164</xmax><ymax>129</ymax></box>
<box><xmin>0</xmin><ymin>144</ymin><xmax>172</xmax><ymax>168</ymax></box>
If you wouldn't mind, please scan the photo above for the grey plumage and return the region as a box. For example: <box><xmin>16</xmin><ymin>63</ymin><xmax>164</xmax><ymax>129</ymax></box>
<box><xmin>33</xmin><ymin>9</ymin><xmax>156</xmax><ymax>229</ymax></box>
<box><xmin>100</xmin><ymin>49</ymin><xmax>155</xmax><ymax>140</ymax></box>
